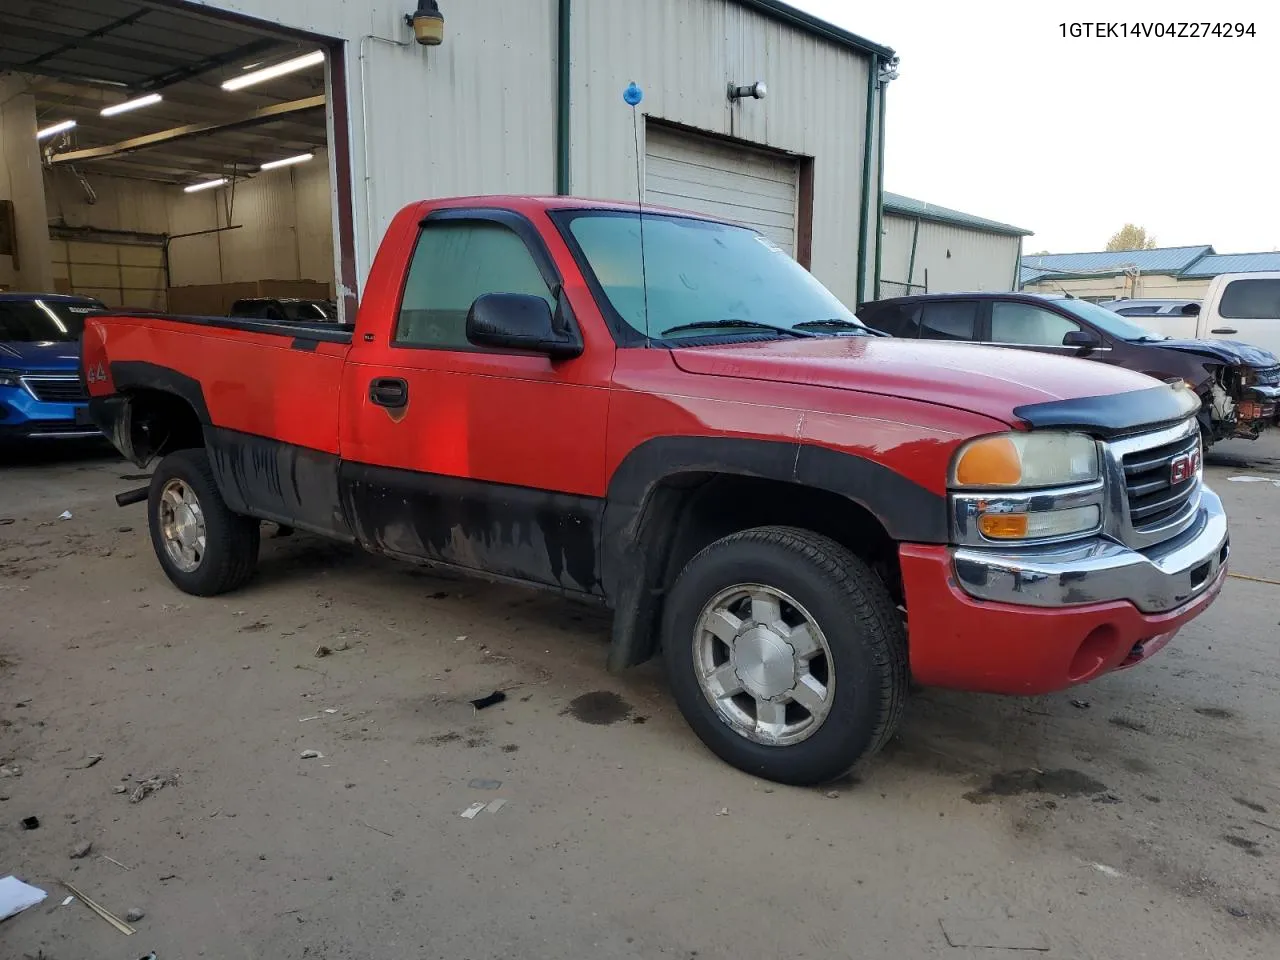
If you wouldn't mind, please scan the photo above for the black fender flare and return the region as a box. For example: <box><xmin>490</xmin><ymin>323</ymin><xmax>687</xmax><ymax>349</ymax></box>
<box><xmin>599</xmin><ymin>435</ymin><xmax>948</xmax><ymax>670</ymax></box>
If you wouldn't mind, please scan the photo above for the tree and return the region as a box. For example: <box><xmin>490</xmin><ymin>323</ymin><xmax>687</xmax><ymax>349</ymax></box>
<box><xmin>1029</xmin><ymin>250</ymin><xmax>1051</xmax><ymax>256</ymax></box>
<box><xmin>1105</xmin><ymin>224</ymin><xmax>1157</xmax><ymax>251</ymax></box>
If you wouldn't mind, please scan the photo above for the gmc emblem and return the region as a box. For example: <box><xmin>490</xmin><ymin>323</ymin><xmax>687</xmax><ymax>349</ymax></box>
<box><xmin>1170</xmin><ymin>449</ymin><xmax>1201</xmax><ymax>485</ymax></box>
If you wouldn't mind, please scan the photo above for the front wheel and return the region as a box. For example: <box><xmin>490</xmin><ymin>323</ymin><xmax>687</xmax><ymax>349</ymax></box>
<box><xmin>147</xmin><ymin>448</ymin><xmax>260</xmax><ymax>596</ymax></box>
<box><xmin>662</xmin><ymin>526</ymin><xmax>907</xmax><ymax>785</ymax></box>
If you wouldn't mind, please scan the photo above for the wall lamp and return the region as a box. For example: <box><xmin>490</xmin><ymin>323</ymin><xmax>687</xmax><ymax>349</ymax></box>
<box><xmin>406</xmin><ymin>1</ymin><xmax>445</xmax><ymax>46</ymax></box>
<box><xmin>728</xmin><ymin>81</ymin><xmax>767</xmax><ymax>101</ymax></box>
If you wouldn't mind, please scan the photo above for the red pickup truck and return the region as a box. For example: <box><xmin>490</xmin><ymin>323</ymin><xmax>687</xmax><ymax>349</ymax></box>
<box><xmin>83</xmin><ymin>196</ymin><xmax>1229</xmax><ymax>785</ymax></box>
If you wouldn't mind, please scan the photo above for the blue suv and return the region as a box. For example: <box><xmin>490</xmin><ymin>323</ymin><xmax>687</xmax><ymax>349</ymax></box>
<box><xmin>0</xmin><ymin>292</ymin><xmax>106</xmax><ymax>443</ymax></box>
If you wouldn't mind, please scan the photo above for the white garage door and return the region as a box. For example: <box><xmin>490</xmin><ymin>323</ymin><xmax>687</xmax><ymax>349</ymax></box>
<box><xmin>51</xmin><ymin>239</ymin><xmax>166</xmax><ymax>311</ymax></box>
<box><xmin>645</xmin><ymin>125</ymin><xmax>799</xmax><ymax>255</ymax></box>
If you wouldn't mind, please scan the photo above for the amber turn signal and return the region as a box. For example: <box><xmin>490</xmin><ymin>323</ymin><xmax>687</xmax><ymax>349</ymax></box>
<box><xmin>954</xmin><ymin>436</ymin><xmax>1022</xmax><ymax>487</ymax></box>
<box><xmin>977</xmin><ymin>513</ymin><xmax>1029</xmax><ymax>539</ymax></box>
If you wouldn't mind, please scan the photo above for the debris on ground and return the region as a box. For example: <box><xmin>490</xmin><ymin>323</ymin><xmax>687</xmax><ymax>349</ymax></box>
<box><xmin>125</xmin><ymin>907</ymin><xmax>145</xmax><ymax>922</ymax></box>
<box><xmin>58</xmin><ymin>510</ymin><xmax>73</xmax><ymax>520</ymax></box>
<box><xmin>1071</xmin><ymin>699</ymin><xmax>1091</xmax><ymax>709</ymax></box>
<box><xmin>61</xmin><ymin>879</ymin><xmax>136</xmax><ymax>935</ymax></box>
<box><xmin>314</xmin><ymin>645</ymin><xmax>331</xmax><ymax>658</ymax></box>
<box><xmin>298</xmin><ymin>715</ymin><xmax>322</xmax><ymax>723</ymax></box>
<box><xmin>0</xmin><ymin>764</ymin><xmax>22</xmax><ymax>778</ymax></box>
<box><xmin>20</xmin><ymin>816</ymin><xmax>39</xmax><ymax>830</ymax></box>
<box><xmin>113</xmin><ymin>785</ymin><xmax>128</xmax><ymax>795</ymax></box>
<box><xmin>0</xmin><ymin>876</ymin><xmax>47</xmax><ymax>921</ymax></box>
<box><xmin>1228</xmin><ymin>475</ymin><xmax>1280</xmax><ymax>487</ymax></box>
<box><xmin>300</xmin><ymin>750</ymin><xmax>323</xmax><ymax>759</ymax></box>
<box><xmin>69</xmin><ymin>840</ymin><xmax>93</xmax><ymax>859</ymax></box>
<box><xmin>468</xmin><ymin>778</ymin><xmax>502</xmax><ymax>790</ymax></box>
<box><xmin>460</xmin><ymin>802</ymin><xmax>487</xmax><ymax>819</ymax></box>
<box><xmin>356</xmin><ymin>818</ymin><xmax>394</xmax><ymax>838</ymax></box>
<box><xmin>68</xmin><ymin>753</ymin><xmax>104</xmax><ymax>770</ymax></box>
<box><xmin>0</xmin><ymin>518</ymin><xmax>13</xmax><ymax>526</ymax></box>
<box><xmin>716</xmin><ymin>807</ymin><xmax>729</xmax><ymax>817</ymax></box>
<box><xmin>129</xmin><ymin>774</ymin><xmax>178</xmax><ymax>804</ymax></box>
<box><xmin>1091</xmin><ymin>863</ymin><xmax>1123</xmax><ymax>878</ymax></box>
<box><xmin>485</xmin><ymin>798</ymin><xmax>507</xmax><ymax>814</ymax></box>
<box><xmin>101</xmin><ymin>856</ymin><xmax>131</xmax><ymax>871</ymax></box>
<box><xmin>469</xmin><ymin>690</ymin><xmax>506</xmax><ymax>710</ymax></box>
<box><xmin>61</xmin><ymin>895</ymin><xmax>75</xmax><ymax>906</ymax></box>
<box><xmin>1227</xmin><ymin>906</ymin><xmax>1250</xmax><ymax>918</ymax></box>
<box><xmin>938</xmin><ymin>916</ymin><xmax>1050</xmax><ymax>951</ymax></box>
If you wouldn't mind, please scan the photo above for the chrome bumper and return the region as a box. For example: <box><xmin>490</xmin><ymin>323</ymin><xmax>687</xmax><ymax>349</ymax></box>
<box><xmin>953</xmin><ymin>486</ymin><xmax>1229</xmax><ymax>614</ymax></box>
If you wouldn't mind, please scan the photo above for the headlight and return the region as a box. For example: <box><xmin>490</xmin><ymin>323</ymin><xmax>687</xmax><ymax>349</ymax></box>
<box><xmin>950</xmin><ymin>431</ymin><xmax>1104</xmax><ymax>546</ymax></box>
<box><xmin>0</xmin><ymin>368</ymin><xmax>23</xmax><ymax>388</ymax></box>
<box><xmin>951</xmin><ymin>432</ymin><xmax>1099</xmax><ymax>489</ymax></box>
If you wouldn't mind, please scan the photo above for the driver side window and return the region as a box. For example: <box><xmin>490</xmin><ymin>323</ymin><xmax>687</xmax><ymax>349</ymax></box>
<box><xmin>990</xmin><ymin>302</ymin><xmax>1081</xmax><ymax>346</ymax></box>
<box><xmin>395</xmin><ymin>221</ymin><xmax>554</xmax><ymax>349</ymax></box>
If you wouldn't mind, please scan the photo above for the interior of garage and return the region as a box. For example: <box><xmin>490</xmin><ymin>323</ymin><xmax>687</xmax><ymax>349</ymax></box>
<box><xmin>0</xmin><ymin>0</ymin><xmax>346</xmax><ymax>317</ymax></box>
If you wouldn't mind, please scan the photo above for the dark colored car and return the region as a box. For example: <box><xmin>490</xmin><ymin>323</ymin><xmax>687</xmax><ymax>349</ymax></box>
<box><xmin>228</xmin><ymin>298</ymin><xmax>337</xmax><ymax>323</ymax></box>
<box><xmin>858</xmin><ymin>292</ymin><xmax>1280</xmax><ymax>444</ymax></box>
<box><xmin>0</xmin><ymin>292</ymin><xmax>105</xmax><ymax>442</ymax></box>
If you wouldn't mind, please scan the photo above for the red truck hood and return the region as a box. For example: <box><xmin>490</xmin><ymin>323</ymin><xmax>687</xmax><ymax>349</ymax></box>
<box><xmin>670</xmin><ymin>336</ymin><xmax>1160</xmax><ymax>424</ymax></box>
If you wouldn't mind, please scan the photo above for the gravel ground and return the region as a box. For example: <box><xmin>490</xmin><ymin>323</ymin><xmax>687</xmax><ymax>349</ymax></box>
<box><xmin>1</xmin><ymin>436</ymin><xmax>1278</xmax><ymax>960</ymax></box>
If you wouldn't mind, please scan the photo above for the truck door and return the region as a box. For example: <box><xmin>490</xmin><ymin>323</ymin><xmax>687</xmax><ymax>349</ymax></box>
<box><xmin>339</xmin><ymin>209</ymin><xmax>612</xmax><ymax>595</ymax></box>
<box><xmin>1204</xmin><ymin>276</ymin><xmax>1280</xmax><ymax>355</ymax></box>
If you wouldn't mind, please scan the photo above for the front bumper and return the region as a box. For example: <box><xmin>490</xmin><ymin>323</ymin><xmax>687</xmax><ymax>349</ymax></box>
<box><xmin>0</xmin><ymin>385</ymin><xmax>100</xmax><ymax>441</ymax></box>
<box><xmin>900</xmin><ymin>488</ymin><xmax>1229</xmax><ymax>695</ymax></box>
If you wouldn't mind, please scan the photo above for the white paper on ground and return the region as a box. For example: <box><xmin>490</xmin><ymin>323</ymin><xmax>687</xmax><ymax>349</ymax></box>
<box><xmin>460</xmin><ymin>802</ymin><xmax>487</xmax><ymax>819</ymax></box>
<box><xmin>1229</xmin><ymin>475</ymin><xmax>1280</xmax><ymax>486</ymax></box>
<box><xmin>0</xmin><ymin>876</ymin><xmax>48</xmax><ymax>921</ymax></box>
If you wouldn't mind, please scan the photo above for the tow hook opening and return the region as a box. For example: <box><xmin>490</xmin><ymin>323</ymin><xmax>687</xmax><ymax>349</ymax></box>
<box><xmin>1067</xmin><ymin>624</ymin><xmax>1124</xmax><ymax>682</ymax></box>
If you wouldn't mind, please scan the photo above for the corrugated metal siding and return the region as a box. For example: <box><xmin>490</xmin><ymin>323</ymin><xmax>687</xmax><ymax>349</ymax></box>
<box><xmin>192</xmin><ymin>0</ymin><xmax>875</xmax><ymax>295</ymax></box>
<box><xmin>570</xmin><ymin>0</ymin><xmax>871</xmax><ymax>306</ymax></box>
<box><xmin>1020</xmin><ymin>246</ymin><xmax>1213</xmax><ymax>279</ymax></box>
<box><xmin>880</xmin><ymin>214</ymin><xmax>1019</xmax><ymax>294</ymax></box>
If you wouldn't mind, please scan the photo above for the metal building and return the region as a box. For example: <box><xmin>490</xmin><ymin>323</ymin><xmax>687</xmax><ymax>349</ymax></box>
<box><xmin>1020</xmin><ymin>247</ymin><xmax>1280</xmax><ymax>302</ymax></box>
<box><xmin>2</xmin><ymin>1</ymin><xmax>896</xmax><ymax>315</ymax></box>
<box><xmin>878</xmin><ymin>192</ymin><xmax>1032</xmax><ymax>298</ymax></box>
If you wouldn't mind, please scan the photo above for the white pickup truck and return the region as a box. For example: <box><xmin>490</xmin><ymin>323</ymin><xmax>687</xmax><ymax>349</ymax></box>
<box><xmin>1131</xmin><ymin>272</ymin><xmax>1280</xmax><ymax>355</ymax></box>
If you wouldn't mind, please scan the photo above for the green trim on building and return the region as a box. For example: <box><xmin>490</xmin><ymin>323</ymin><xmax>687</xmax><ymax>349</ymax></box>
<box><xmin>855</xmin><ymin>56</ymin><xmax>878</xmax><ymax>305</ymax></box>
<box><xmin>872</xmin><ymin>78</ymin><xmax>886</xmax><ymax>301</ymax></box>
<box><xmin>555</xmin><ymin>0</ymin><xmax>572</xmax><ymax>195</ymax></box>
<box><xmin>883</xmin><ymin>193</ymin><xmax>1032</xmax><ymax>238</ymax></box>
<box><xmin>734</xmin><ymin>0</ymin><xmax>894</xmax><ymax>58</ymax></box>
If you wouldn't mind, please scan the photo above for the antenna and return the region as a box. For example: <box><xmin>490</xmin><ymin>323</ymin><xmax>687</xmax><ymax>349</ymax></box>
<box><xmin>623</xmin><ymin>81</ymin><xmax>651</xmax><ymax>346</ymax></box>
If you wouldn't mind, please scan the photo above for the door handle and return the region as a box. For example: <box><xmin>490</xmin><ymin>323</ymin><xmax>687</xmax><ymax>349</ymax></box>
<box><xmin>1210</xmin><ymin>328</ymin><xmax>1237</xmax><ymax>335</ymax></box>
<box><xmin>369</xmin><ymin>377</ymin><xmax>409</xmax><ymax>407</ymax></box>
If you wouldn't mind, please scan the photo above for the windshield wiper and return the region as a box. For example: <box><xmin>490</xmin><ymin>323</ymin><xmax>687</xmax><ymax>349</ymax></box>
<box><xmin>793</xmin><ymin>319</ymin><xmax>870</xmax><ymax>334</ymax></box>
<box><xmin>659</xmin><ymin>319</ymin><xmax>814</xmax><ymax>338</ymax></box>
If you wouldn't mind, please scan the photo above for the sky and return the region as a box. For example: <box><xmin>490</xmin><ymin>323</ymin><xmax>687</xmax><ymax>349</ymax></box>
<box><xmin>791</xmin><ymin>0</ymin><xmax>1278</xmax><ymax>254</ymax></box>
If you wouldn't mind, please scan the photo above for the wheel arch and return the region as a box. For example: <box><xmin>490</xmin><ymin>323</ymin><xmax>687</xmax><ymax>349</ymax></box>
<box><xmin>601</xmin><ymin>436</ymin><xmax>947</xmax><ymax>671</ymax></box>
<box><xmin>95</xmin><ymin>361</ymin><xmax>212</xmax><ymax>466</ymax></box>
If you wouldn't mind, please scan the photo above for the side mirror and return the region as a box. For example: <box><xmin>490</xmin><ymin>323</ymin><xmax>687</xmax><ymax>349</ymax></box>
<box><xmin>465</xmin><ymin>293</ymin><xmax>583</xmax><ymax>359</ymax></box>
<box><xmin>1062</xmin><ymin>329</ymin><xmax>1101</xmax><ymax>353</ymax></box>
<box><xmin>1182</xmin><ymin>303</ymin><xmax>1201</xmax><ymax>316</ymax></box>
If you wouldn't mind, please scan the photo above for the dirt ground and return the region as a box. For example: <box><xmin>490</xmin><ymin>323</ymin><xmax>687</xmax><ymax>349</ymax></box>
<box><xmin>2</xmin><ymin>437</ymin><xmax>1279</xmax><ymax>960</ymax></box>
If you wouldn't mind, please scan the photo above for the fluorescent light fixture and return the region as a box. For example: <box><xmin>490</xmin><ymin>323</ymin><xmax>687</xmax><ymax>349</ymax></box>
<box><xmin>101</xmin><ymin>93</ymin><xmax>162</xmax><ymax>117</ymax></box>
<box><xmin>184</xmin><ymin>177</ymin><xmax>228</xmax><ymax>193</ymax></box>
<box><xmin>36</xmin><ymin>119</ymin><xmax>76</xmax><ymax>140</ymax></box>
<box><xmin>221</xmin><ymin>50</ymin><xmax>324</xmax><ymax>91</ymax></box>
<box><xmin>259</xmin><ymin>152</ymin><xmax>313</xmax><ymax>171</ymax></box>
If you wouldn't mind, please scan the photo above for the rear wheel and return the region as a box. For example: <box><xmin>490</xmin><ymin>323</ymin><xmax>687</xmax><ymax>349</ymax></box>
<box><xmin>148</xmin><ymin>448</ymin><xmax>259</xmax><ymax>596</ymax></box>
<box><xmin>662</xmin><ymin>526</ymin><xmax>907</xmax><ymax>785</ymax></box>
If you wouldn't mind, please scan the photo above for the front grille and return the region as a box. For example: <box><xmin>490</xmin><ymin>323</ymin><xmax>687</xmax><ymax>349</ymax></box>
<box><xmin>1122</xmin><ymin>431</ymin><xmax>1200</xmax><ymax>531</ymax></box>
<box><xmin>22</xmin><ymin>376</ymin><xmax>88</xmax><ymax>403</ymax></box>
<box><xmin>1254</xmin><ymin>365</ymin><xmax>1280</xmax><ymax>388</ymax></box>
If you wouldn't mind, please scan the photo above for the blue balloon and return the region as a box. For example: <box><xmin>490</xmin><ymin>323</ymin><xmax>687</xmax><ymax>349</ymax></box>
<box><xmin>623</xmin><ymin>82</ymin><xmax>643</xmax><ymax>106</ymax></box>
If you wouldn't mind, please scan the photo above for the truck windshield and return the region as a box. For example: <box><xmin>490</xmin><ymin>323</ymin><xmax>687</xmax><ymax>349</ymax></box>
<box><xmin>562</xmin><ymin>211</ymin><xmax>865</xmax><ymax>340</ymax></box>
<box><xmin>1054</xmin><ymin>298</ymin><xmax>1166</xmax><ymax>341</ymax></box>
<box><xmin>0</xmin><ymin>299</ymin><xmax>100</xmax><ymax>342</ymax></box>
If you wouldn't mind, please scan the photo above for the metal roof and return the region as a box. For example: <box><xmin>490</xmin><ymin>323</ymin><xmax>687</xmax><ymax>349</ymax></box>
<box><xmin>1019</xmin><ymin>245</ymin><xmax>1214</xmax><ymax>282</ymax></box>
<box><xmin>1179</xmin><ymin>252</ymin><xmax>1280</xmax><ymax>279</ymax></box>
<box><xmin>735</xmin><ymin>0</ymin><xmax>894</xmax><ymax>59</ymax></box>
<box><xmin>0</xmin><ymin>0</ymin><xmax>326</xmax><ymax>183</ymax></box>
<box><xmin>883</xmin><ymin>192</ymin><xmax>1033</xmax><ymax>238</ymax></box>
<box><xmin>1021</xmin><ymin>245</ymin><xmax>1280</xmax><ymax>284</ymax></box>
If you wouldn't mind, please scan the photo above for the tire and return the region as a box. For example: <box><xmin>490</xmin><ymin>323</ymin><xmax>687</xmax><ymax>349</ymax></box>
<box><xmin>147</xmin><ymin>448</ymin><xmax>260</xmax><ymax>596</ymax></box>
<box><xmin>662</xmin><ymin>525</ymin><xmax>907</xmax><ymax>785</ymax></box>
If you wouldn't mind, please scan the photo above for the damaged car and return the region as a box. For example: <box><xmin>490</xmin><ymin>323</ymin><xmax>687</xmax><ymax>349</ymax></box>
<box><xmin>858</xmin><ymin>292</ymin><xmax>1280</xmax><ymax>445</ymax></box>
